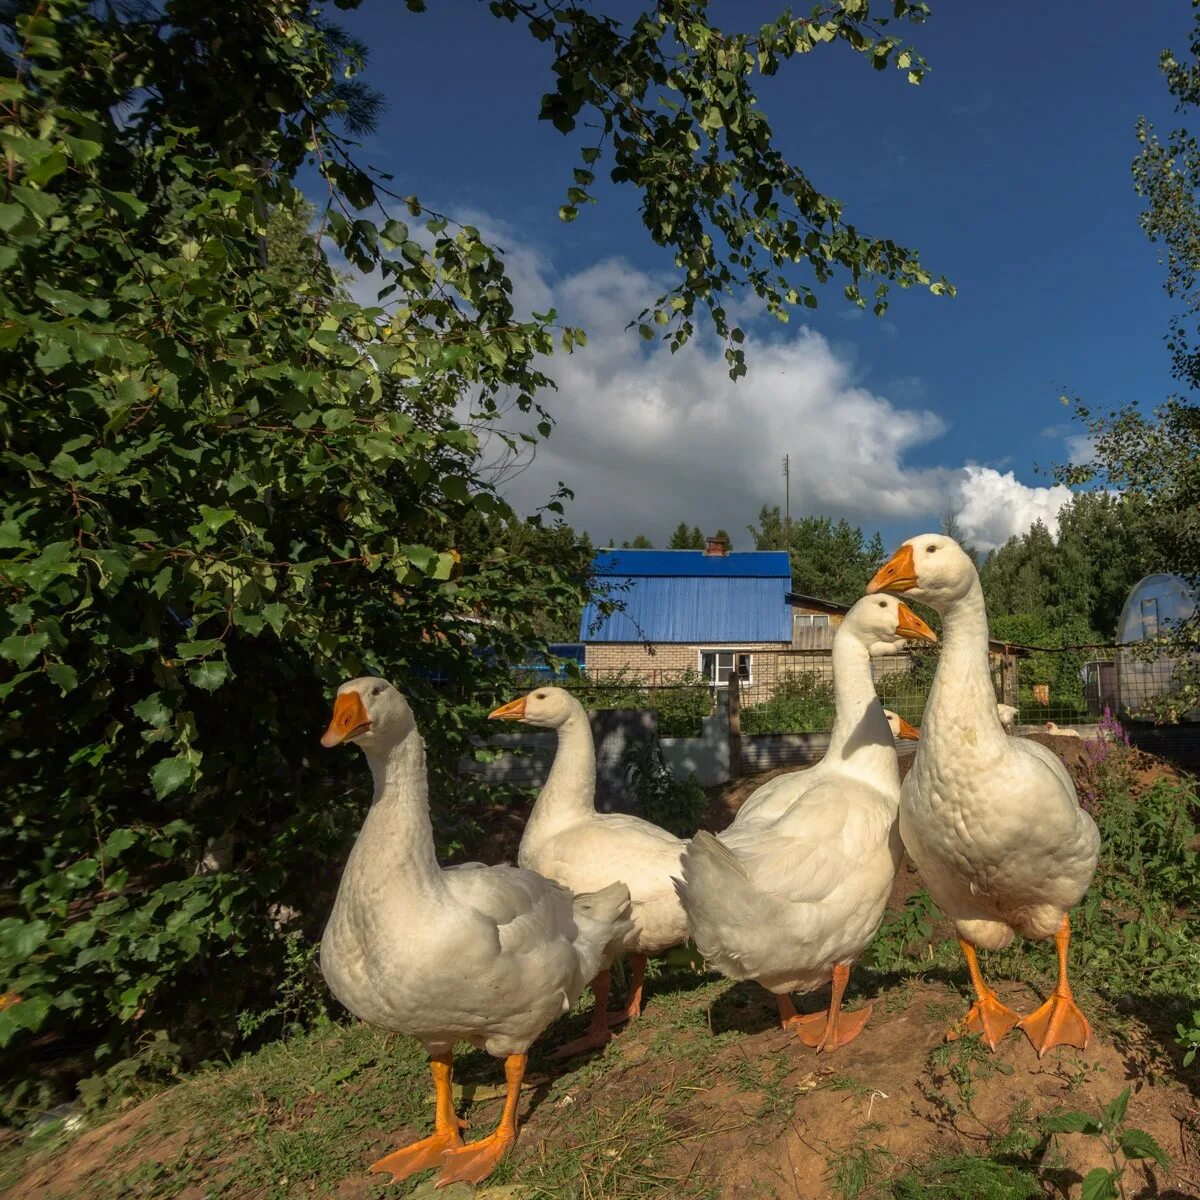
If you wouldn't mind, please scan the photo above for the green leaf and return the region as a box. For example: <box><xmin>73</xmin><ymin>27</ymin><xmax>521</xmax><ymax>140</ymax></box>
<box><xmin>189</xmin><ymin>660</ymin><xmax>229</xmax><ymax>692</ymax></box>
<box><xmin>261</xmin><ymin>603</ymin><xmax>288</xmax><ymax>634</ymax></box>
<box><xmin>0</xmin><ymin>631</ymin><xmax>48</xmax><ymax>669</ymax></box>
<box><xmin>63</xmin><ymin>859</ymin><xmax>100</xmax><ymax>888</ymax></box>
<box><xmin>1080</xmin><ymin>1168</ymin><xmax>1118</xmax><ymax>1200</ymax></box>
<box><xmin>63</xmin><ymin>134</ymin><xmax>102</xmax><ymax>165</ymax></box>
<box><xmin>0</xmin><ymin>995</ymin><xmax>51</xmax><ymax>1045</ymax></box>
<box><xmin>1042</xmin><ymin>1110</ymin><xmax>1103</xmax><ymax>1135</ymax></box>
<box><xmin>382</xmin><ymin>218</ymin><xmax>409</xmax><ymax>245</ymax></box>
<box><xmin>25</xmin><ymin>147</ymin><xmax>67</xmax><ymax>187</ymax></box>
<box><xmin>194</xmin><ymin>505</ymin><xmax>237</xmax><ymax>534</ymax></box>
<box><xmin>102</xmin><ymin>828</ymin><xmax>138</xmax><ymax>858</ymax></box>
<box><xmin>431</xmin><ymin>552</ymin><xmax>458</xmax><ymax>581</ymax></box>
<box><xmin>1102</xmin><ymin>1087</ymin><xmax>1129</xmax><ymax>1131</ymax></box>
<box><xmin>1118</xmin><ymin>1128</ymin><xmax>1168</xmax><ymax>1166</ymax></box>
<box><xmin>0</xmin><ymin>918</ymin><xmax>49</xmax><ymax>959</ymax></box>
<box><xmin>150</xmin><ymin>757</ymin><xmax>192</xmax><ymax>800</ymax></box>
<box><xmin>45</xmin><ymin>661</ymin><xmax>78</xmax><ymax>693</ymax></box>
<box><xmin>133</xmin><ymin>692</ymin><xmax>172</xmax><ymax>728</ymax></box>
<box><xmin>97</xmin><ymin>188</ymin><xmax>148</xmax><ymax>220</ymax></box>
<box><xmin>12</xmin><ymin>184</ymin><xmax>58</xmax><ymax>220</ymax></box>
<box><xmin>175</xmin><ymin>639</ymin><xmax>224</xmax><ymax>660</ymax></box>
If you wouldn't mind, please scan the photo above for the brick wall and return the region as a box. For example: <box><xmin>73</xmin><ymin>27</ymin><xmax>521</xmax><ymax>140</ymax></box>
<box><xmin>583</xmin><ymin>641</ymin><xmax>791</xmax><ymax>685</ymax></box>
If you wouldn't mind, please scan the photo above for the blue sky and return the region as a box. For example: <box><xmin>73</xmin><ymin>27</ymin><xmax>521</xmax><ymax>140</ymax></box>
<box><xmin>330</xmin><ymin>0</ymin><xmax>1190</xmax><ymax>550</ymax></box>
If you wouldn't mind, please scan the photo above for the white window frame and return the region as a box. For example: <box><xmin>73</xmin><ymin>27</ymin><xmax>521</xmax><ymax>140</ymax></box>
<box><xmin>793</xmin><ymin>613</ymin><xmax>830</xmax><ymax>628</ymax></box>
<box><xmin>698</xmin><ymin>648</ymin><xmax>753</xmax><ymax>687</ymax></box>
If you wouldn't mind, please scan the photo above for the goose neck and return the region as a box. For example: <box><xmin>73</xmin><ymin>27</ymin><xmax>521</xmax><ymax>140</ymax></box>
<box><xmin>926</xmin><ymin>579</ymin><xmax>1006</xmax><ymax>741</ymax></box>
<box><xmin>826</xmin><ymin>630</ymin><xmax>898</xmax><ymax>786</ymax></box>
<box><xmin>354</xmin><ymin>729</ymin><xmax>443</xmax><ymax>891</ymax></box>
<box><xmin>524</xmin><ymin>710</ymin><xmax>597</xmax><ymax>847</ymax></box>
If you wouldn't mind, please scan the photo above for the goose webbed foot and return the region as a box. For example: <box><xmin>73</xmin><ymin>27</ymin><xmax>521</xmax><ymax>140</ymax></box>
<box><xmin>1017</xmin><ymin>991</ymin><xmax>1091</xmax><ymax>1057</ymax></box>
<box><xmin>370</xmin><ymin>1125</ymin><xmax>465</xmax><ymax>1181</ymax></box>
<box><xmin>951</xmin><ymin>937</ymin><xmax>1021</xmax><ymax>1050</ymax></box>
<box><xmin>371</xmin><ymin>1051</ymin><xmax>465</xmax><ymax>1181</ymax></box>
<box><xmin>949</xmin><ymin>991</ymin><xmax>1022</xmax><ymax>1050</ymax></box>
<box><xmin>437</xmin><ymin>1126</ymin><xmax>517</xmax><ymax>1187</ymax></box>
<box><xmin>778</xmin><ymin>965</ymin><xmax>872</xmax><ymax>1053</ymax></box>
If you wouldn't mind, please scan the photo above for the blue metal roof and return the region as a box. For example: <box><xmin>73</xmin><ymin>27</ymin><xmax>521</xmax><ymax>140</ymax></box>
<box><xmin>590</xmin><ymin>549</ymin><xmax>791</xmax><ymax>578</ymax></box>
<box><xmin>581</xmin><ymin>551</ymin><xmax>792</xmax><ymax>643</ymax></box>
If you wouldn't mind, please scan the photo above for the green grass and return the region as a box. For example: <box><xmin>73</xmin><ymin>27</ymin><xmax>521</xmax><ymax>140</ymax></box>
<box><xmin>2</xmin><ymin>737</ymin><xmax>1194</xmax><ymax>1200</ymax></box>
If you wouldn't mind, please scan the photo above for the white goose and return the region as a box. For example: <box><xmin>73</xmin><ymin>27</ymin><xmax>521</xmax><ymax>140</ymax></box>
<box><xmin>319</xmin><ymin>678</ymin><xmax>631</xmax><ymax>1186</ymax></box>
<box><xmin>884</xmin><ymin>709</ymin><xmax>921</xmax><ymax>741</ymax></box>
<box><xmin>868</xmin><ymin>536</ymin><xmax>1100</xmax><ymax>1056</ymax></box>
<box><xmin>675</xmin><ymin>595</ymin><xmax>937</xmax><ymax>1051</ymax></box>
<box><xmin>489</xmin><ymin>687</ymin><xmax>688</xmax><ymax>1055</ymax></box>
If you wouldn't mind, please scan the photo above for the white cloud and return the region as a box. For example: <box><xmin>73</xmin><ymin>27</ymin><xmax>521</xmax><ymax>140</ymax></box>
<box><xmin>338</xmin><ymin>210</ymin><xmax>1084</xmax><ymax>553</ymax></box>
<box><xmin>489</xmin><ymin>255</ymin><xmax>961</xmax><ymax>543</ymax></box>
<box><xmin>952</xmin><ymin>466</ymin><xmax>1074</xmax><ymax>552</ymax></box>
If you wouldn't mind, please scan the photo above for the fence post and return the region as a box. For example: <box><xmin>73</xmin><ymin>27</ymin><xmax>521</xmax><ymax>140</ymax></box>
<box><xmin>727</xmin><ymin>672</ymin><xmax>742</xmax><ymax>779</ymax></box>
<box><xmin>1001</xmin><ymin>651</ymin><xmax>1017</xmax><ymax>707</ymax></box>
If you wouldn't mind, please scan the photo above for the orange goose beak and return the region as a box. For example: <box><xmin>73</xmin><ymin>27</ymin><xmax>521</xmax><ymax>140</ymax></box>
<box><xmin>868</xmin><ymin>544</ymin><xmax>918</xmax><ymax>594</ymax></box>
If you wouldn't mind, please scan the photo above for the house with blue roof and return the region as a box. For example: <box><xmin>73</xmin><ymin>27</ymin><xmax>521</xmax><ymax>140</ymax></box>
<box><xmin>579</xmin><ymin>536</ymin><xmax>796</xmax><ymax>689</ymax></box>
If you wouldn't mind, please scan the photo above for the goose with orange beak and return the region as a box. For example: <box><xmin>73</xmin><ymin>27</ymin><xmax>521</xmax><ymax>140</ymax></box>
<box><xmin>867</xmin><ymin>535</ymin><xmax>1100</xmax><ymax>1056</ymax></box>
<box><xmin>676</xmin><ymin>594</ymin><xmax>936</xmax><ymax>1053</ymax></box>
<box><xmin>317</xmin><ymin>678</ymin><xmax>632</xmax><ymax>1187</ymax></box>
<box><xmin>488</xmin><ymin>686</ymin><xmax>689</xmax><ymax>1056</ymax></box>
<box><xmin>883</xmin><ymin>710</ymin><xmax>921</xmax><ymax>741</ymax></box>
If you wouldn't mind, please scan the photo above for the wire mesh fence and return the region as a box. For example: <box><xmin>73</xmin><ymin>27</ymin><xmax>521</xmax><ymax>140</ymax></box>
<box><xmin>509</xmin><ymin>640</ymin><xmax>1200</xmax><ymax>735</ymax></box>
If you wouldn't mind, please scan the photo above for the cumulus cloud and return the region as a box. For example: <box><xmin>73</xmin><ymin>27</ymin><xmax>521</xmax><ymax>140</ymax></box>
<box><xmin>483</xmin><ymin>252</ymin><xmax>959</xmax><ymax>543</ymax></box>
<box><xmin>952</xmin><ymin>466</ymin><xmax>1074</xmax><ymax>552</ymax></box>
<box><xmin>342</xmin><ymin>210</ymin><xmax>1081</xmax><ymax>551</ymax></box>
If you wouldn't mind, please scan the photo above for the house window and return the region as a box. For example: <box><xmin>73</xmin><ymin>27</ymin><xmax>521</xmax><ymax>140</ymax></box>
<box><xmin>700</xmin><ymin>650</ymin><xmax>752</xmax><ymax>686</ymax></box>
<box><xmin>793</xmin><ymin>614</ymin><xmax>830</xmax><ymax>628</ymax></box>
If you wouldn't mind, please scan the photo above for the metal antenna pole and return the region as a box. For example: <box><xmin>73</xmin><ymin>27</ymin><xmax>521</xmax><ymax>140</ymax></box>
<box><xmin>782</xmin><ymin>454</ymin><xmax>791</xmax><ymax>551</ymax></box>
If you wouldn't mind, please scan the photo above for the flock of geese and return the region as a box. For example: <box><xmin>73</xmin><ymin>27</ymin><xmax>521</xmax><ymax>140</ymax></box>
<box><xmin>316</xmin><ymin>534</ymin><xmax>1101</xmax><ymax>1187</ymax></box>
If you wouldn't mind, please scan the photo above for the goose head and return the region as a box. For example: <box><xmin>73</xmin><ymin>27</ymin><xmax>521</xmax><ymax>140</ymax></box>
<box><xmin>843</xmin><ymin>592</ymin><xmax>938</xmax><ymax>657</ymax></box>
<box><xmin>866</xmin><ymin>533</ymin><xmax>976</xmax><ymax>610</ymax></box>
<box><xmin>488</xmin><ymin>685</ymin><xmax>580</xmax><ymax>729</ymax></box>
<box><xmin>320</xmin><ymin>677</ymin><xmax>416</xmax><ymax>751</ymax></box>
<box><xmin>883</xmin><ymin>709</ymin><xmax>921</xmax><ymax>740</ymax></box>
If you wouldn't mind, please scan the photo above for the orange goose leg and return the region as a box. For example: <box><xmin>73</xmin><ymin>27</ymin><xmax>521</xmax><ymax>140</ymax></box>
<box><xmin>551</xmin><ymin>969</ymin><xmax>613</xmax><ymax>1058</ymax></box>
<box><xmin>949</xmin><ymin>939</ymin><xmax>1021</xmax><ymax>1050</ymax></box>
<box><xmin>606</xmin><ymin>953</ymin><xmax>647</xmax><ymax>1027</ymax></box>
<box><xmin>437</xmin><ymin>1053</ymin><xmax>525</xmax><ymax>1187</ymax></box>
<box><xmin>370</xmin><ymin>1052</ymin><xmax>464</xmax><ymax>1180</ymax></box>
<box><xmin>1017</xmin><ymin>916</ymin><xmax>1091</xmax><ymax>1057</ymax></box>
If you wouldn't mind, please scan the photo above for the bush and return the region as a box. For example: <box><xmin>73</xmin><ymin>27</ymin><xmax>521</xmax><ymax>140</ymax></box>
<box><xmin>546</xmin><ymin>670</ymin><xmax>713</xmax><ymax>738</ymax></box>
<box><xmin>0</xmin><ymin>2</ymin><xmax>584</xmax><ymax>1119</ymax></box>
<box><xmin>741</xmin><ymin>672</ymin><xmax>835</xmax><ymax>734</ymax></box>
<box><xmin>622</xmin><ymin>739</ymin><xmax>706</xmax><ymax>837</ymax></box>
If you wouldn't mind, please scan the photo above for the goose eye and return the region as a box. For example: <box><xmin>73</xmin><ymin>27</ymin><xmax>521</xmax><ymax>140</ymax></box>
<box><xmin>536</xmin><ymin>692</ymin><xmax>547</xmax><ymax>700</ymax></box>
<box><xmin>877</xmin><ymin>600</ymin><xmax>886</xmax><ymax>608</ymax></box>
<box><xmin>371</xmin><ymin>684</ymin><xmax>385</xmax><ymax>697</ymax></box>
<box><xmin>926</xmin><ymin>545</ymin><xmax>938</xmax><ymax>553</ymax></box>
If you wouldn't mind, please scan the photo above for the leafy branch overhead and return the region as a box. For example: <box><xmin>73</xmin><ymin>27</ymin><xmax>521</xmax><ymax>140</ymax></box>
<box><xmin>0</xmin><ymin>0</ymin><xmax>948</xmax><ymax>1116</ymax></box>
<box><xmin>478</xmin><ymin>0</ymin><xmax>953</xmax><ymax>376</ymax></box>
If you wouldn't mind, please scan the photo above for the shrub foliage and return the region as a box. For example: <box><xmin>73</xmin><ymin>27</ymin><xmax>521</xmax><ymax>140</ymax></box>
<box><xmin>0</xmin><ymin>0</ymin><xmax>946</xmax><ymax>1114</ymax></box>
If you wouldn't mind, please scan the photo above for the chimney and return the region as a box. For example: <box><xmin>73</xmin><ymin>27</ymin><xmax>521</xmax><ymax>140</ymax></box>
<box><xmin>704</xmin><ymin>534</ymin><xmax>728</xmax><ymax>557</ymax></box>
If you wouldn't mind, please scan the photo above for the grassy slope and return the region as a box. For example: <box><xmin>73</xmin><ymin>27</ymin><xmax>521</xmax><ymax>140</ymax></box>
<box><xmin>3</xmin><ymin>734</ymin><xmax>1199</xmax><ymax>1200</ymax></box>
